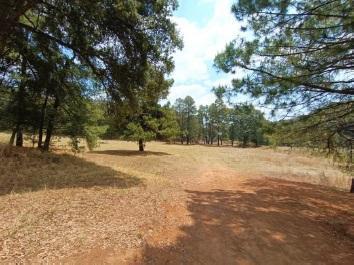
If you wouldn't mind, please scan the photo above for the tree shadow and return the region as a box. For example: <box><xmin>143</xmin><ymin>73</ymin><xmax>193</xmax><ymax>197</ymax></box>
<box><xmin>163</xmin><ymin>142</ymin><xmax>232</xmax><ymax>148</ymax></box>
<box><xmin>90</xmin><ymin>150</ymin><xmax>170</xmax><ymax>157</ymax></box>
<box><xmin>141</xmin><ymin>178</ymin><xmax>354</xmax><ymax>264</ymax></box>
<box><xmin>0</xmin><ymin>146</ymin><xmax>144</xmax><ymax>196</ymax></box>
<box><xmin>197</xmin><ymin>143</ymin><xmax>263</xmax><ymax>148</ymax></box>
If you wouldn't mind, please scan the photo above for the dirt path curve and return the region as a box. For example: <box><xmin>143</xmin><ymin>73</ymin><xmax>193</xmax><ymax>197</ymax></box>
<box><xmin>64</xmin><ymin>143</ymin><xmax>354</xmax><ymax>265</ymax></box>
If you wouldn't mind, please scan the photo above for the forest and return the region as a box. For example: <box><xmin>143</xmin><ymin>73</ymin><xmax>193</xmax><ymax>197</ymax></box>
<box><xmin>0</xmin><ymin>0</ymin><xmax>353</xmax><ymax>264</ymax></box>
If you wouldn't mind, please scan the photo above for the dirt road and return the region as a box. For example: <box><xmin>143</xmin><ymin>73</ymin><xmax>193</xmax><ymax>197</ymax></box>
<box><xmin>67</xmin><ymin>142</ymin><xmax>354</xmax><ymax>265</ymax></box>
<box><xmin>1</xmin><ymin>141</ymin><xmax>353</xmax><ymax>264</ymax></box>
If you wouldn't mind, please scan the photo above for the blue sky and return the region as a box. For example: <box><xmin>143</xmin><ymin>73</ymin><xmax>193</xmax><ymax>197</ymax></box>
<box><xmin>166</xmin><ymin>0</ymin><xmax>244</xmax><ymax>107</ymax></box>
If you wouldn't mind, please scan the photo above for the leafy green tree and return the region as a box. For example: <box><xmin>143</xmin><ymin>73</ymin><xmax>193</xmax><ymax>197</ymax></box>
<box><xmin>229</xmin><ymin>104</ymin><xmax>267</xmax><ymax>147</ymax></box>
<box><xmin>117</xmin><ymin>65</ymin><xmax>175</xmax><ymax>151</ymax></box>
<box><xmin>211</xmin><ymin>87</ymin><xmax>228</xmax><ymax>146</ymax></box>
<box><xmin>173</xmin><ymin>98</ymin><xmax>187</xmax><ymax>143</ymax></box>
<box><xmin>1</xmin><ymin>0</ymin><xmax>182</xmax><ymax>151</ymax></box>
<box><xmin>122</xmin><ymin>103</ymin><xmax>180</xmax><ymax>151</ymax></box>
<box><xmin>272</xmin><ymin>102</ymin><xmax>354</xmax><ymax>164</ymax></box>
<box><xmin>214</xmin><ymin>0</ymin><xmax>353</xmax><ymax>117</ymax></box>
<box><xmin>197</xmin><ymin>105</ymin><xmax>210</xmax><ymax>144</ymax></box>
<box><xmin>183</xmin><ymin>96</ymin><xmax>198</xmax><ymax>144</ymax></box>
<box><xmin>124</xmin><ymin>113</ymin><xmax>160</xmax><ymax>152</ymax></box>
<box><xmin>207</xmin><ymin>104</ymin><xmax>218</xmax><ymax>145</ymax></box>
<box><xmin>62</xmin><ymin>101</ymin><xmax>108</xmax><ymax>151</ymax></box>
<box><xmin>158</xmin><ymin>104</ymin><xmax>181</xmax><ymax>142</ymax></box>
<box><xmin>173</xmin><ymin>96</ymin><xmax>198</xmax><ymax>144</ymax></box>
<box><xmin>0</xmin><ymin>1</ymin><xmax>39</xmax><ymax>52</ymax></box>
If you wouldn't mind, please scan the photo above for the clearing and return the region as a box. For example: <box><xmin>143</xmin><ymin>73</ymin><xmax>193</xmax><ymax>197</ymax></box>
<box><xmin>0</xmin><ymin>140</ymin><xmax>353</xmax><ymax>264</ymax></box>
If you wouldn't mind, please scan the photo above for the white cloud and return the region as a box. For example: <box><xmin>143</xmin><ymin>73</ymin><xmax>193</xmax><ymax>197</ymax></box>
<box><xmin>167</xmin><ymin>0</ymin><xmax>243</xmax><ymax>106</ymax></box>
<box><xmin>167</xmin><ymin>83</ymin><xmax>216</xmax><ymax>106</ymax></box>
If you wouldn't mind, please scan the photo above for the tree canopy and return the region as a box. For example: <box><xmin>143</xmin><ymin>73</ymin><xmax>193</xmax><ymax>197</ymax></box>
<box><xmin>0</xmin><ymin>0</ymin><xmax>182</xmax><ymax>150</ymax></box>
<box><xmin>214</xmin><ymin>0</ymin><xmax>353</xmax><ymax>117</ymax></box>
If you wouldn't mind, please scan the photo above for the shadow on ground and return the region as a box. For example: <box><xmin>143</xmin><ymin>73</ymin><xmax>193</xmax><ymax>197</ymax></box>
<box><xmin>0</xmin><ymin>146</ymin><xmax>143</xmax><ymax>195</ymax></box>
<box><xmin>141</xmin><ymin>178</ymin><xmax>354</xmax><ymax>265</ymax></box>
<box><xmin>91</xmin><ymin>150</ymin><xmax>170</xmax><ymax>157</ymax></box>
<box><xmin>164</xmin><ymin>142</ymin><xmax>258</xmax><ymax>149</ymax></box>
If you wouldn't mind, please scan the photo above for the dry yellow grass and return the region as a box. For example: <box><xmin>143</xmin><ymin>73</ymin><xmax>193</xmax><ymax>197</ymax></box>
<box><xmin>87</xmin><ymin>140</ymin><xmax>352</xmax><ymax>190</ymax></box>
<box><xmin>0</xmin><ymin>133</ymin><xmax>10</xmax><ymax>144</ymax></box>
<box><xmin>0</xmin><ymin>144</ymin><xmax>172</xmax><ymax>263</ymax></box>
<box><xmin>0</xmin><ymin>137</ymin><xmax>353</xmax><ymax>263</ymax></box>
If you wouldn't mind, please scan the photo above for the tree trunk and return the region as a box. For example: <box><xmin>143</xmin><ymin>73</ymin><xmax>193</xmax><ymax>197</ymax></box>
<box><xmin>231</xmin><ymin>139</ymin><xmax>234</xmax><ymax>146</ymax></box>
<box><xmin>139</xmin><ymin>139</ymin><xmax>144</xmax><ymax>152</ymax></box>
<box><xmin>327</xmin><ymin>137</ymin><xmax>332</xmax><ymax>155</ymax></box>
<box><xmin>43</xmin><ymin>122</ymin><xmax>53</xmax><ymax>151</ymax></box>
<box><xmin>9</xmin><ymin>128</ymin><xmax>16</xmax><ymax>146</ymax></box>
<box><xmin>217</xmin><ymin>135</ymin><xmax>220</xmax><ymax>146</ymax></box>
<box><xmin>350</xmin><ymin>179</ymin><xmax>354</xmax><ymax>193</ymax></box>
<box><xmin>14</xmin><ymin>56</ymin><xmax>27</xmax><ymax>148</ymax></box>
<box><xmin>15</xmin><ymin>126</ymin><xmax>23</xmax><ymax>147</ymax></box>
<box><xmin>38</xmin><ymin>90</ymin><xmax>49</xmax><ymax>149</ymax></box>
<box><xmin>31</xmin><ymin>128</ymin><xmax>36</xmax><ymax>147</ymax></box>
<box><xmin>15</xmin><ymin>130</ymin><xmax>23</xmax><ymax>147</ymax></box>
<box><xmin>43</xmin><ymin>96</ymin><xmax>59</xmax><ymax>151</ymax></box>
<box><xmin>208</xmin><ymin>126</ymin><xmax>212</xmax><ymax>144</ymax></box>
<box><xmin>243</xmin><ymin>136</ymin><xmax>247</xmax><ymax>148</ymax></box>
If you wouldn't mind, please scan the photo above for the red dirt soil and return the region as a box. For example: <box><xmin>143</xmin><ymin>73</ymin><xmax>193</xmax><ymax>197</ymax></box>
<box><xmin>65</xmin><ymin>168</ymin><xmax>354</xmax><ymax>265</ymax></box>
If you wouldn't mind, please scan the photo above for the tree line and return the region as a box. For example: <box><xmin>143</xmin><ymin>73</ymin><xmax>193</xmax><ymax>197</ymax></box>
<box><xmin>170</xmin><ymin>92</ymin><xmax>268</xmax><ymax>147</ymax></box>
<box><xmin>118</xmin><ymin>92</ymin><xmax>269</xmax><ymax>150</ymax></box>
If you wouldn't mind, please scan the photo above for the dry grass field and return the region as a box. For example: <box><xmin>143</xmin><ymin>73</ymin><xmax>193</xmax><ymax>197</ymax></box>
<box><xmin>0</xmin><ymin>133</ymin><xmax>353</xmax><ymax>264</ymax></box>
